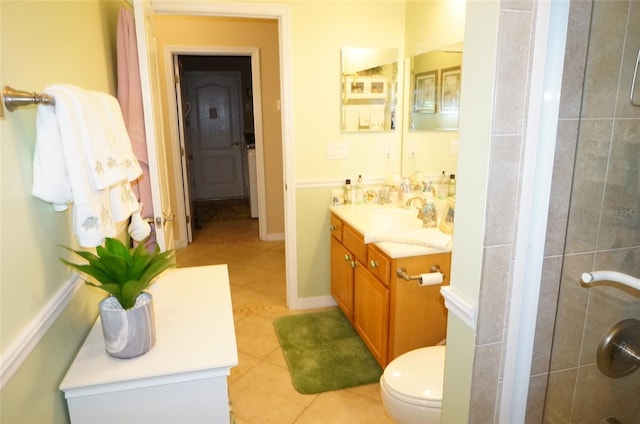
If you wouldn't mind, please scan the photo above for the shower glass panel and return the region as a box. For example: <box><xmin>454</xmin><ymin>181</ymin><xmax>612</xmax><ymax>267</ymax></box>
<box><xmin>542</xmin><ymin>1</ymin><xmax>640</xmax><ymax>422</ymax></box>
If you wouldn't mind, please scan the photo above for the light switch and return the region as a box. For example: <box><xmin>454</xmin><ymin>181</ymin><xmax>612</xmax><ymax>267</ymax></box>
<box><xmin>384</xmin><ymin>142</ymin><xmax>393</xmax><ymax>159</ymax></box>
<box><xmin>327</xmin><ymin>142</ymin><xmax>349</xmax><ymax>160</ymax></box>
<box><xmin>408</xmin><ymin>142</ymin><xmax>417</xmax><ymax>158</ymax></box>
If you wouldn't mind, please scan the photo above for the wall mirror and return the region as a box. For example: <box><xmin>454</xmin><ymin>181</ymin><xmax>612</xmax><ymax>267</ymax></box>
<box><xmin>409</xmin><ymin>44</ymin><xmax>462</xmax><ymax>132</ymax></box>
<box><xmin>341</xmin><ymin>47</ymin><xmax>398</xmax><ymax>132</ymax></box>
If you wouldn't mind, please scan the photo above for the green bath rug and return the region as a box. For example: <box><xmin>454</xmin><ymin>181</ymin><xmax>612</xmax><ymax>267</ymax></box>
<box><xmin>273</xmin><ymin>308</ymin><xmax>383</xmax><ymax>394</ymax></box>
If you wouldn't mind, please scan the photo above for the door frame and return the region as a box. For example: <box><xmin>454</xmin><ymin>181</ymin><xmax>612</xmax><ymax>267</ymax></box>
<box><xmin>164</xmin><ymin>46</ymin><xmax>267</xmax><ymax>246</ymax></box>
<box><xmin>137</xmin><ymin>1</ymin><xmax>299</xmax><ymax>309</ymax></box>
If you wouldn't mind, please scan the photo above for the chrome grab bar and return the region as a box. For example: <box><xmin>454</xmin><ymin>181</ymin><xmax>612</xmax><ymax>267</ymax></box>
<box><xmin>630</xmin><ymin>48</ymin><xmax>640</xmax><ymax>107</ymax></box>
<box><xmin>581</xmin><ymin>270</ymin><xmax>640</xmax><ymax>292</ymax></box>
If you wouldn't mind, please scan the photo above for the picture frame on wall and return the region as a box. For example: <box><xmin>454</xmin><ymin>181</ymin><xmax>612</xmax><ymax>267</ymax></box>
<box><xmin>413</xmin><ymin>70</ymin><xmax>438</xmax><ymax>114</ymax></box>
<box><xmin>440</xmin><ymin>66</ymin><xmax>461</xmax><ymax>113</ymax></box>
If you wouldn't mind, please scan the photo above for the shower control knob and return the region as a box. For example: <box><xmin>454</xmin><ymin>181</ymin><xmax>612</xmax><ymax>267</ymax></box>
<box><xmin>597</xmin><ymin>318</ymin><xmax>640</xmax><ymax>378</ymax></box>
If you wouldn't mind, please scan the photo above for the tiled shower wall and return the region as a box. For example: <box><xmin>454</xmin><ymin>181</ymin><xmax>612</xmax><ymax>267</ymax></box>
<box><xmin>468</xmin><ymin>0</ymin><xmax>640</xmax><ymax>422</ymax></box>
<box><xmin>529</xmin><ymin>0</ymin><xmax>640</xmax><ymax>423</ymax></box>
<box><xmin>467</xmin><ymin>1</ymin><xmax>537</xmax><ymax>422</ymax></box>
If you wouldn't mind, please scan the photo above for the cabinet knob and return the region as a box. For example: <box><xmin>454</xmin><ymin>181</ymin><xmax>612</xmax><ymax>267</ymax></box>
<box><xmin>330</xmin><ymin>225</ymin><xmax>337</xmax><ymax>231</ymax></box>
<box><xmin>344</xmin><ymin>254</ymin><xmax>352</xmax><ymax>262</ymax></box>
<box><xmin>351</xmin><ymin>261</ymin><xmax>357</xmax><ymax>269</ymax></box>
<box><xmin>369</xmin><ymin>260</ymin><xmax>379</xmax><ymax>268</ymax></box>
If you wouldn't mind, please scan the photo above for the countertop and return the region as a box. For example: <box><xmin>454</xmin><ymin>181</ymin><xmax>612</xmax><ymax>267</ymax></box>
<box><xmin>329</xmin><ymin>203</ymin><xmax>452</xmax><ymax>258</ymax></box>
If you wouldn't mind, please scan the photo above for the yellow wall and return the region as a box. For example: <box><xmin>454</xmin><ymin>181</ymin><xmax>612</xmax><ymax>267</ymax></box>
<box><xmin>153</xmin><ymin>15</ymin><xmax>284</xmax><ymax>238</ymax></box>
<box><xmin>291</xmin><ymin>1</ymin><xmax>406</xmax><ymax>182</ymax></box>
<box><xmin>0</xmin><ymin>1</ymin><xmax>123</xmax><ymax>422</ymax></box>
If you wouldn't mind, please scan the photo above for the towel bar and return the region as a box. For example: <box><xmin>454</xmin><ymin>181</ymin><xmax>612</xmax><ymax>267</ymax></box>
<box><xmin>2</xmin><ymin>86</ymin><xmax>55</xmax><ymax>112</ymax></box>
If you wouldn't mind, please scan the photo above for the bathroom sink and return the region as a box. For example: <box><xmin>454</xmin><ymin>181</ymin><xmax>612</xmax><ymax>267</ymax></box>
<box><xmin>358</xmin><ymin>207</ymin><xmax>452</xmax><ymax>249</ymax></box>
<box><xmin>362</xmin><ymin>207</ymin><xmax>423</xmax><ymax>232</ymax></box>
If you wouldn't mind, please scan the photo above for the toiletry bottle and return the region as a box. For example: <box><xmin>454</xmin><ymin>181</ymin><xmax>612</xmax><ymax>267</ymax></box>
<box><xmin>422</xmin><ymin>192</ymin><xmax>438</xmax><ymax>228</ymax></box>
<box><xmin>344</xmin><ymin>179</ymin><xmax>353</xmax><ymax>205</ymax></box>
<box><xmin>355</xmin><ymin>175</ymin><xmax>364</xmax><ymax>204</ymax></box>
<box><xmin>448</xmin><ymin>174</ymin><xmax>456</xmax><ymax>197</ymax></box>
<box><xmin>401</xmin><ymin>177</ymin><xmax>411</xmax><ymax>193</ymax></box>
<box><xmin>388</xmin><ymin>185</ymin><xmax>399</xmax><ymax>204</ymax></box>
<box><xmin>438</xmin><ymin>171</ymin><xmax>448</xmax><ymax>199</ymax></box>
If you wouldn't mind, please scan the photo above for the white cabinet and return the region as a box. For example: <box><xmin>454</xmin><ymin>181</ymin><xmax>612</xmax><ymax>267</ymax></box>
<box><xmin>60</xmin><ymin>265</ymin><xmax>238</xmax><ymax>424</ymax></box>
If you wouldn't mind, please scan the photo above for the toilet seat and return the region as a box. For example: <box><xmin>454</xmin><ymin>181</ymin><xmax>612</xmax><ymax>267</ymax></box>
<box><xmin>381</xmin><ymin>346</ymin><xmax>445</xmax><ymax>409</ymax></box>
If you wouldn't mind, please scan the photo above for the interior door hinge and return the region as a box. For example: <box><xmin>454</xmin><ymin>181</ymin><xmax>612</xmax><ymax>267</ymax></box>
<box><xmin>186</xmin><ymin>215</ymin><xmax>190</xmax><ymax>224</ymax></box>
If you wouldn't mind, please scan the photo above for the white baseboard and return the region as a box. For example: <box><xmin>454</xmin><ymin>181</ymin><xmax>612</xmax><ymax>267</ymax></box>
<box><xmin>0</xmin><ymin>274</ymin><xmax>82</xmax><ymax>389</ymax></box>
<box><xmin>264</xmin><ymin>232</ymin><xmax>284</xmax><ymax>242</ymax></box>
<box><xmin>288</xmin><ymin>295</ymin><xmax>336</xmax><ymax>310</ymax></box>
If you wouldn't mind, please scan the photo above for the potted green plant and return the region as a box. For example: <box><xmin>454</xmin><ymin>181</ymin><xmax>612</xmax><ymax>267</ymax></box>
<box><xmin>61</xmin><ymin>237</ymin><xmax>175</xmax><ymax>359</ymax></box>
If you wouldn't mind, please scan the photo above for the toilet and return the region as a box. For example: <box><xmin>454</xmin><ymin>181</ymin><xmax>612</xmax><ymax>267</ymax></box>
<box><xmin>380</xmin><ymin>345</ymin><xmax>445</xmax><ymax>423</ymax></box>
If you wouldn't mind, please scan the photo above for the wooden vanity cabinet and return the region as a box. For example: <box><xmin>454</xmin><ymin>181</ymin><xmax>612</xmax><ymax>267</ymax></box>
<box><xmin>330</xmin><ymin>214</ymin><xmax>355</xmax><ymax>320</ymax></box>
<box><xmin>330</xmin><ymin>212</ymin><xmax>451</xmax><ymax>367</ymax></box>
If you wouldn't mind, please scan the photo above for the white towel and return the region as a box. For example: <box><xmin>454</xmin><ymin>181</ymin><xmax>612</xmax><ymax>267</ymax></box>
<box><xmin>364</xmin><ymin>227</ymin><xmax>453</xmax><ymax>249</ymax></box>
<box><xmin>47</xmin><ymin>85</ymin><xmax>142</xmax><ymax>189</ymax></box>
<box><xmin>32</xmin><ymin>101</ymin><xmax>73</xmax><ymax>210</ymax></box>
<box><xmin>33</xmin><ymin>84</ymin><xmax>149</xmax><ymax>247</ymax></box>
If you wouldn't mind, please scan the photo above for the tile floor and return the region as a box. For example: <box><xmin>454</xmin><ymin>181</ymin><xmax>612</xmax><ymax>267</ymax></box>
<box><xmin>176</xmin><ymin>217</ymin><xmax>394</xmax><ymax>424</ymax></box>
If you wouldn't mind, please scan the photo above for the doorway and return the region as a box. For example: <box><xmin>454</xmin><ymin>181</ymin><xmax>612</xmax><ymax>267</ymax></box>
<box><xmin>176</xmin><ymin>55</ymin><xmax>255</xmax><ymax>234</ymax></box>
<box><xmin>542</xmin><ymin>1</ymin><xmax>640</xmax><ymax>421</ymax></box>
<box><xmin>164</xmin><ymin>46</ymin><xmax>269</xmax><ymax>246</ymax></box>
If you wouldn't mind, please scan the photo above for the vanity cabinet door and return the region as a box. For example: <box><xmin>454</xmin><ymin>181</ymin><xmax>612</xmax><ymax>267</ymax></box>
<box><xmin>354</xmin><ymin>264</ymin><xmax>389</xmax><ymax>367</ymax></box>
<box><xmin>330</xmin><ymin>237</ymin><xmax>355</xmax><ymax>320</ymax></box>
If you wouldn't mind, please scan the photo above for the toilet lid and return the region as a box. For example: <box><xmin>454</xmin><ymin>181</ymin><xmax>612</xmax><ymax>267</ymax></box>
<box><xmin>382</xmin><ymin>346</ymin><xmax>445</xmax><ymax>408</ymax></box>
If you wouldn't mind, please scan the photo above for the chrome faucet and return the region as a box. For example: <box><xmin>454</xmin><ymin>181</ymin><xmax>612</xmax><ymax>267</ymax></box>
<box><xmin>405</xmin><ymin>196</ymin><xmax>426</xmax><ymax>219</ymax></box>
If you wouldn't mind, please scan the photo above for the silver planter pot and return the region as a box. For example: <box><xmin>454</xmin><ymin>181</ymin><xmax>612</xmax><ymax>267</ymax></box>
<box><xmin>98</xmin><ymin>292</ymin><xmax>156</xmax><ymax>359</ymax></box>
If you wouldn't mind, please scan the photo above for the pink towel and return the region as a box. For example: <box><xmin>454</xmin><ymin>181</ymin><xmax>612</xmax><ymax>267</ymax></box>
<box><xmin>117</xmin><ymin>7</ymin><xmax>154</xmax><ymax>222</ymax></box>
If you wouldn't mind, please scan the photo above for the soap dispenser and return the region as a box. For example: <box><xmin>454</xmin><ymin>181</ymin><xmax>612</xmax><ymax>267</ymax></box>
<box><xmin>422</xmin><ymin>192</ymin><xmax>438</xmax><ymax>228</ymax></box>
